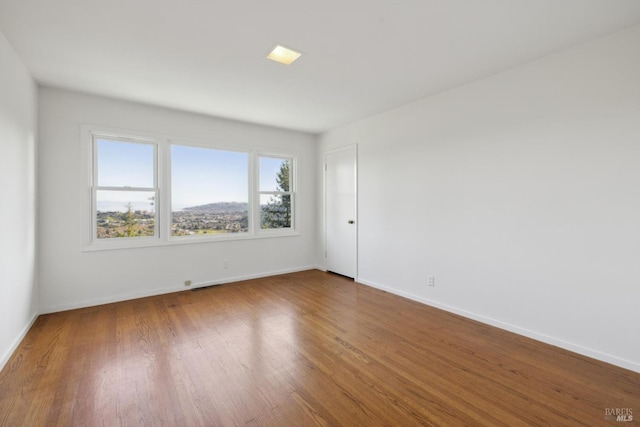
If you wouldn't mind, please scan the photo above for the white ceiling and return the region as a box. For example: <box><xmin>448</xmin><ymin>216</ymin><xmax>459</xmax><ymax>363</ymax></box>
<box><xmin>2</xmin><ymin>1</ymin><xmax>640</xmax><ymax>134</ymax></box>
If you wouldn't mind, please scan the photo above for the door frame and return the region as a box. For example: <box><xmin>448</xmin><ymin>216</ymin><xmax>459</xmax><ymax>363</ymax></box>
<box><xmin>324</xmin><ymin>144</ymin><xmax>358</xmax><ymax>279</ymax></box>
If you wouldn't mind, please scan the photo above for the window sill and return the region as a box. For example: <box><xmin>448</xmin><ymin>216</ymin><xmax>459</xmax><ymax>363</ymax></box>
<box><xmin>83</xmin><ymin>230</ymin><xmax>300</xmax><ymax>252</ymax></box>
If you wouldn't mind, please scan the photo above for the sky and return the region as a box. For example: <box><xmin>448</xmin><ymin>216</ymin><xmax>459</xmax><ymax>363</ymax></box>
<box><xmin>96</xmin><ymin>138</ymin><xmax>288</xmax><ymax>212</ymax></box>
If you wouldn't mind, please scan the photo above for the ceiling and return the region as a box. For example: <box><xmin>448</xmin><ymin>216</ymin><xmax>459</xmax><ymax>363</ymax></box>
<box><xmin>1</xmin><ymin>1</ymin><xmax>640</xmax><ymax>134</ymax></box>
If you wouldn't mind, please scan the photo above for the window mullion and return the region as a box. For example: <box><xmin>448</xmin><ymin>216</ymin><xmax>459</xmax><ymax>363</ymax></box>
<box><xmin>158</xmin><ymin>141</ymin><xmax>170</xmax><ymax>241</ymax></box>
<box><xmin>249</xmin><ymin>151</ymin><xmax>257</xmax><ymax>235</ymax></box>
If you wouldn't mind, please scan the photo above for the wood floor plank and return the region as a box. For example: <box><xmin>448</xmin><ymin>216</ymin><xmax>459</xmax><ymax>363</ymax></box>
<box><xmin>1</xmin><ymin>270</ymin><xmax>639</xmax><ymax>426</ymax></box>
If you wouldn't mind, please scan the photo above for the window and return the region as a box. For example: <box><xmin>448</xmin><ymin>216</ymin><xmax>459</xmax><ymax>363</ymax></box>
<box><xmin>92</xmin><ymin>137</ymin><xmax>158</xmax><ymax>240</ymax></box>
<box><xmin>259</xmin><ymin>156</ymin><xmax>294</xmax><ymax>230</ymax></box>
<box><xmin>85</xmin><ymin>127</ymin><xmax>298</xmax><ymax>249</ymax></box>
<box><xmin>171</xmin><ymin>145</ymin><xmax>249</xmax><ymax>236</ymax></box>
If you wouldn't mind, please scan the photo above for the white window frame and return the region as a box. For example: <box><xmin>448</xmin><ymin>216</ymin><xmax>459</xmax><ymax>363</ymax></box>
<box><xmin>88</xmin><ymin>131</ymin><xmax>161</xmax><ymax>247</ymax></box>
<box><xmin>257</xmin><ymin>153</ymin><xmax>296</xmax><ymax>233</ymax></box>
<box><xmin>82</xmin><ymin>126</ymin><xmax>299</xmax><ymax>251</ymax></box>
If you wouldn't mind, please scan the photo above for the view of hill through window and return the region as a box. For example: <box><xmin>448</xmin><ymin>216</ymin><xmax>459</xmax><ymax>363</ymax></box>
<box><xmin>94</xmin><ymin>139</ymin><xmax>292</xmax><ymax>239</ymax></box>
<box><xmin>170</xmin><ymin>145</ymin><xmax>249</xmax><ymax>236</ymax></box>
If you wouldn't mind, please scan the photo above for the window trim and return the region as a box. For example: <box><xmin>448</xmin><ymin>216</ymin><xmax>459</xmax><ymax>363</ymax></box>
<box><xmin>91</xmin><ymin>135</ymin><xmax>160</xmax><ymax>243</ymax></box>
<box><xmin>257</xmin><ymin>153</ymin><xmax>296</xmax><ymax>233</ymax></box>
<box><xmin>81</xmin><ymin>126</ymin><xmax>300</xmax><ymax>252</ymax></box>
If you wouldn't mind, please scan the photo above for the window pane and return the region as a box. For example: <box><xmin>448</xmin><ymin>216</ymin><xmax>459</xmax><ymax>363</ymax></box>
<box><xmin>96</xmin><ymin>190</ymin><xmax>156</xmax><ymax>239</ymax></box>
<box><xmin>260</xmin><ymin>157</ymin><xmax>290</xmax><ymax>192</ymax></box>
<box><xmin>171</xmin><ymin>145</ymin><xmax>249</xmax><ymax>236</ymax></box>
<box><xmin>96</xmin><ymin>139</ymin><xmax>154</xmax><ymax>187</ymax></box>
<box><xmin>260</xmin><ymin>194</ymin><xmax>291</xmax><ymax>229</ymax></box>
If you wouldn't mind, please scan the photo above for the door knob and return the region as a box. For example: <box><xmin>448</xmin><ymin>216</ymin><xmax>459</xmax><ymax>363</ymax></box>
<box><xmin>348</xmin><ymin>220</ymin><xmax>355</xmax><ymax>224</ymax></box>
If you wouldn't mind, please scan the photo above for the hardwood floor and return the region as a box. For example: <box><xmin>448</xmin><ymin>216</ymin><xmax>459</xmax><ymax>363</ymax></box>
<box><xmin>1</xmin><ymin>270</ymin><xmax>638</xmax><ymax>426</ymax></box>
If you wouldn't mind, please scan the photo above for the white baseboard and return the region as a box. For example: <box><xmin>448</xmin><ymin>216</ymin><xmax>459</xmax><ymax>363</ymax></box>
<box><xmin>40</xmin><ymin>265</ymin><xmax>320</xmax><ymax>314</ymax></box>
<box><xmin>356</xmin><ymin>277</ymin><xmax>640</xmax><ymax>374</ymax></box>
<box><xmin>0</xmin><ymin>311</ymin><xmax>39</xmax><ymax>372</ymax></box>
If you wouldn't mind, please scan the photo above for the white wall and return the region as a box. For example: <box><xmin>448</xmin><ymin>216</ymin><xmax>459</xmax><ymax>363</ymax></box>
<box><xmin>38</xmin><ymin>88</ymin><xmax>317</xmax><ymax>313</ymax></box>
<box><xmin>319</xmin><ymin>24</ymin><xmax>640</xmax><ymax>373</ymax></box>
<box><xmin>0</xmin><ymin>30</ymin><xmax>38</xmax><ymax>369</ymax></box>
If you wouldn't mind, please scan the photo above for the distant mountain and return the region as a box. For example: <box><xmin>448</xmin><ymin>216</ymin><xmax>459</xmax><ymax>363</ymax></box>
<box><xmin>182</xmin><ymin>202</ymin><xmax>248</xmax><ymax>213</ymax></box>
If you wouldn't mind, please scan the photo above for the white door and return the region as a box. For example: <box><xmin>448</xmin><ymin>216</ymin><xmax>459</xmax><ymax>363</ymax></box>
<box><xmin>325</xmin><ymin>145</ymin><xmax>357</xmax><ymax>278</ymax></box>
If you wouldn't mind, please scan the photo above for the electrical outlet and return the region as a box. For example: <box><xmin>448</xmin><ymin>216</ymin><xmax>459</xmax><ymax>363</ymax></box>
<box><xmin>184</xmin><ymin>280</ymin><xmax>192</xmax><ymax>287</ymax></box>
<box><xmin>428</xmin><ymin>275</ymin><xmax>435</xmax><ymax>287</ymax></box>
<box><xmin>223</xmin><ymin>260</ymin><xmax>229</xmax><ymax>269</ymax></box>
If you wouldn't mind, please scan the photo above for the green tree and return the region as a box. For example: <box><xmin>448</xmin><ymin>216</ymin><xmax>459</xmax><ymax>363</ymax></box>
<box><xmin>262</xmin><ymin>160</ymin><xmax>291</xmax><ymax>228</ymax></box>
<box><xmin>276</xmin><ymin>161</ymin><xmax>289</xmax><ymax>192</ymax></box>
<box><xmin>121</xmin><ymin>202</ymin><xmax>139</xmax><ymax>237</ymax></box>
